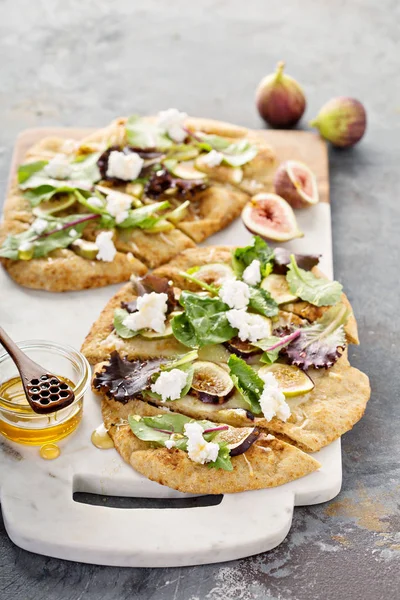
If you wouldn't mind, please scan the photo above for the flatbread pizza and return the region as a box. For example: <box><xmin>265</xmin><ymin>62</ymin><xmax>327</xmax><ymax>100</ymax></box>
<box><xmin>83</xmin><ymin>236</ymin><xmax>370</xmax><ymax>493</ymax></box>
<box><xmin>0</xmin><ymin>111</ymin><xmax>276</xmax><ymax>291</ymax></box>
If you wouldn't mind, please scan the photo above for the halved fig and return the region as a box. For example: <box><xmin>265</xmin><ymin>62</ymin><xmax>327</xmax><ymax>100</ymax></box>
<box><xmin>273</xmin><ymin>247</ymin><xmax>320</xmax><ymax>274</ymax></box>
<box><xmin>191</xmin><ymin>361</ymin><xmax>234</xmax><ymax>402</ymax></box>
<box><xmin>258</xmin><ymin>363</ymin><xmax>314</xmax><ymax>397</ymax></box>
<box><xmin>261</xmin><ymin>274</ymin><xmax>298</xmax><ymax>304</ymax></box>
<box><xmin>70</xmin><ymin>239</ymin><xmax>99</xmax><ymax>260</ymax></box>
<box><xmin>224</xmin><ymin>337</ymin><xmax>261</xmax><ymax>357</ymax></box>
<box><xmin>213</xmin><ymin>426</ymin><xmax>260</xmax><ymax>456</ymax></box>
<box><xmin>242</xmin><ymin>193</ymin><xmax>303</xmax><ymax>242</ymax></box>
<box><xmin>274</xmin><ymin>160</ymin><xmax>319</xmax><ymax>209</ymax></box>
<box><xmin>192</xmin><ymin>263</ymin><xmax>235</xmax><ymax>287</ymax></box>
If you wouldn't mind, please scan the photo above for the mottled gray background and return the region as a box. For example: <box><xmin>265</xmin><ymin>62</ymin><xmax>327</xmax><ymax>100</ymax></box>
<box><xmin>1</xmin><ymin>1</ymin><xmax>399</xmax><ymax>599</ymax></box>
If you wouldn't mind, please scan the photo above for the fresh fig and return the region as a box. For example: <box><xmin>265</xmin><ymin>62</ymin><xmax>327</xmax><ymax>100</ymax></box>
<box><xmin>214</xmin><ymin>426</ymin><xmax>260</xmax><ymax>456</ymax></box>
<box><xmin>224</xmin><ymin>337</ymin><xmax>261</xmax><ymax>358</ymax></box>
<box><xmin>261</xmin><ymin>274</ymin><xmax>298</xmax><ymax>304</ymax></box>
<box><xmin>310</xmin><ymin>97</ymin><xmax>366</xmax><ymax>148</ymax></box>
<box><xmin>242</xmin><ymin>193</ymin><xmax>303</xmax><ymax>242</ymax></box>
<box><xmin>258</xmin><ymin>363</ymin><xmax>314</xmax><ymax>397</ymax></box>
<box><xmin>255</xmin><ymin>61</ymin><xmax>306</xmax><ymax>128</ymax></box>
<box><xmin>191</xmin><ymin>361</ymin><xmax>234</xmax><ymax>402</ymax></box>
<box><xmin>193</xmin><ymin>263</ymin><xmax>236</xmax><ymax>287</ymax></box>
<box><xmin>273</xmin><ymin>248</ymin><xmax>320</xmax><ymax>274</ymax></box>
<box><xmin>274</xmin><ymin>160</ymin><xmax>318</xmax><ymax>209</ymax></box>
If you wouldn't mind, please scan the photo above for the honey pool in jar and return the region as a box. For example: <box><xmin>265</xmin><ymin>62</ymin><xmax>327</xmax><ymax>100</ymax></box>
<box><xmin>0</xmin><ymin>340</ymin><xmax>90</xmax><ymax>445</ymax></box>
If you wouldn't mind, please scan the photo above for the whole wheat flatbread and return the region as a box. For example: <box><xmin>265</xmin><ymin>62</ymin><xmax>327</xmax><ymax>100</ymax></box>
<box><xmin>1</xmin><ymin>117</ymin><xmax>275</xmax><ymax>291</ymax></box>
<box><xmin>101</xmin><ymin>397</ymin><xmax>320</xmax><ymax>494</ymax></box>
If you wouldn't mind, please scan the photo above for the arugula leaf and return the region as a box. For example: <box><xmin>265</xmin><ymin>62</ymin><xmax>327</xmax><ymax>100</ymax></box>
<box><xmin>172</xmin><ymin>292</ymin><xmax>237</xmax><ymax>348</ymax></box>
<box><xmin>284</xmin><ymin>304</ymin><xmax>350</xmax><ymax>370</ymax></box>
<box><xmin>93</xmin><ymin>352</ymin><xmax>165</xmax><ymax>402</ymax></box>
<box><xmin>179</xmin><ymin>271</ymin><xmax>219</xmax><ymax>295</ymax></box>
<box><xmin>227</xmin><ymin>355</ymin><xmax>263</xmax><ymax>415</ymax></box>
<box><xmin>143</xmin><ymin>413</ymin><xmax>192</xmax><ymax>434</ymax></box>
<box><xmin>0</xmin><ymin>214</ymin><xmax>97</xmax><ymax>260</ymax></box>
<box><xmin>232</xmin><ymin>236</ymin><xmax>274</xmax><ymax>278</ymax></box>
<box><xmin>208</xmin><ymin>442</ymin><xmax>233</xmax><ymax>471</ymax></box>
<box><xmin>118</xmin><ymin>201</ymin><xmax>170</xmax><ymax>229</ymax></box>
<box><xmin>126</xmin><ymin>115</ymin><xmax>173</xmax><ymax>150</ymax></box>
<box><xmin>248</xmin><ymin>286</ymin><xmax>279</xmax><ymax>317</ymax></box>
<box><xmin>113</xmin><ymin>308</ymin><xmax>139</xmax><ymax>339</ymax></box>
<box><xmin>18</xmin><ymin>161</ymin><xmax>48</xmax><ymax>184</ymax></box>
<box><xmin>286</xmin><ymin>255</ymin><xmax>343</xmax><ymax>306</ymax></box>
<box><xmin>221</xmin><ymin>140</ymin><xmax>258</xmax><ymax>167</ymax></box>
<box><xmin>25</xmin><ymin>184</ymin><xmax>80</xmax><ymax>207</ymax></box>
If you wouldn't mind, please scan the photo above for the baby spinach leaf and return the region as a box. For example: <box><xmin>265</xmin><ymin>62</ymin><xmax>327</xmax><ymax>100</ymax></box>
<box><xmin>113</xmin><ymin>308</ymin><xmax>139</xmax><ymax>339</ymax></box>
<box><xmin>25</xmin><ymin>184</ymin><xmax>80</xmax><ymax>207</ymax></box>
<box><xmin>286</xmin><ymin>255</ymin><xmax>343</xmax><ymax>306</ymax></box>
<box><xmin>172</xmin><ymin>292</ymin><xmax>237</xmax><ymax>348</ymax></box>
<box><xmin>128</xmin><ymin>416</ymin><xmax>173</xmax><ymax>445</ymax></box>
<box><xmin>232</xmin><ymin>236</ymin><xmax>274</xmax><ymax>278</ymax></box>
<box><xmin>142</xmin><ymin>413</ymin><xmax>192</xmax><ymax>434</ymax></box>
<box><xmin>18</xmin><ymin>160</ymin><xmax>48</xmax><ymax>184</ymax></box>
<box><xmin>126</xmin><ymin>115</ymin><xmax>173</xmax><ymax>150</ymax></box>
<box><xmin>283</xmin><ymin>304</ymin><xmax>350</xmax><ymax>370</ymax></box>
<box><xmin>227</xmin><ymin>355</ymin><xmax>263</xmax><ymax>415</ymax></box>
<box><xmin>248</xmin><ymin>287</ymin><xmax>279</xmax><ymax>317</ymax></box>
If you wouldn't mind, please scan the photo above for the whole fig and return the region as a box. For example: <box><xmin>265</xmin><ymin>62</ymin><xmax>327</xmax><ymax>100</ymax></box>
<box><xmin>256</xmin><ymin>61</ymin><xmax>306</xmax><ymax>128</ymax></box>
<box><xmin>310</xmin><ymin>97</ymin><xmax>366</xmax><ymax>148</ymax></box>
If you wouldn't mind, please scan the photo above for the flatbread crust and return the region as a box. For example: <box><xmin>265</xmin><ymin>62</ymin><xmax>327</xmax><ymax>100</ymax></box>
<box><xmin>101</xmin><ymin>397</ymin><xmax>320</xmax><ymax>494</ymax></box>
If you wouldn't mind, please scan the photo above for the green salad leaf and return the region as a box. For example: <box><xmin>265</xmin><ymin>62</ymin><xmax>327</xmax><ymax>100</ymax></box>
<box><xmin>172</xmin><ymin>292</ymin><xmax>237</xmax><ymax>348</ymax></box>
<box><xmin>117</xmin><ymin>201</ymin><xmax>171</xmax><ymax>229</ymax></box>
<box><xmin>0</xmin><ymin>214</ymin><xmax>98</xmax><ymax>260</ymax></box>
<box><xmin>255</xmin><ymin>331</ymin><xmax>301</xmax><ymax>365</ymax></box>
<box><xmin>195</xmin><ymin>134</ymin><xmax>257</xmax><ymax>167</ymax></box>
<box><xmin>128</xmin><ymin>413</ymin><xmax>233</xmax><ymax>470</ymax></box>
<box><xmin>126</xmin><ymin>115</ymin><xmax>173</xmax><ymax>150</ymax></box>
<box><xmin>286</xmin><ymin>255</ymin><xmax>343</xmax><ymax>306</ymax></box>
<box><xmin>113</xmin><ymin>308</ymin><xmax>139</xmax><ymax>339</ymax></box>
<box><xmin>232</xmin><ymin>236</ymin><xmax>274</xmax><ymax>278</ymax></box>
<box><xmin>248</xmin><ymin>286</ymin><xmax>279</xmax><ymax>317</ymax></box>
<box><xmin>18</xmin><ymin>161</ymin><xmax>48</xmax><ymax>184</ymax></box>
<box><xmin>25</xmin><ymin>184</ymin><xmax>82</xmax><ymax>207</ymax></box>
<box><xmin>227</xmin><ymin>355</ymin><xmax>263</xmax><ymax>415</ymax></box>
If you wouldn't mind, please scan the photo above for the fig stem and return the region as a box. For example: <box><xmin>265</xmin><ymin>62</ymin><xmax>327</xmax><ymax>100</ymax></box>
<box><xmin>275</xmin><ymin>61</ymin><xmax>285</xmax><ymax>82</ymax></box>
<box><xmin>309</xmin><ymin>118</ymin><xmax>319</xmax><ymax>128</ymax></box>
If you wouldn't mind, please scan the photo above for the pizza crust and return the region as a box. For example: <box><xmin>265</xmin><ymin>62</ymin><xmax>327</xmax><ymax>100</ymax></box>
<box><xmin>101</xmin><ymin>397</ymin><xmax>320</xmax><ymax>494</ymax></box>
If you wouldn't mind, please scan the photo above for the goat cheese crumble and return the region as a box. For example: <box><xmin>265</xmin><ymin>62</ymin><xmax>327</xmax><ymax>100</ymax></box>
<box><xmin>259</xmin><ymin>372</ymin><xmax>291</xmax><ymax>422</ymax></box>
<box><xmin>87</xmin><ymin>196</ymin><xmax>104</xmax><ymax>209</ymax></box>
<box><xmin>31</xmin><ymin>218</ymin><xmax>48</xmax><ymax>235</ymax></box>
<box><xmin>242</xmin><ymin>259</ymin><xmax>261</xmax><ymax>286</ymax></box>
<box><xmin>106</xmin><ymin>150</ymin><xmax>144</xmax><ymax>181</ymax></box>
<box><xmin>105</xmin><ymin>192</ymin><xmax>132</xmax><ymax>224</ymax></box>
<box><xmin>184</xmin><ymin>422</ymin><xmax>219</xmax><ymax>465</ymax></box>
<box><xmin>164</xmin><ymin>439</ymin><xmax>176</xmax><ymax>449</ymax></box>
<box><xmin>68</xmin><ymin>228</ymin><xmax>78</xmax><ymax>237</ymax></box>
<box><xmin>151</xmin><ymin>368</ymin><xmax>188</xmax><ymax>402</ymax></box>
<box><xmin>203</xmin><ymin>150</ymin><xmax>223</xmax><ymax>167</ymax></box>
<box><xmin>157</xmin><ymin>108</ymin><xmax>187</xmax><ymax>143</ymax></box>
<box><xmin>95</xmin><ymin>231</ymin><xmax>117</xmax><ymax>262</ymax></box>
<box><xmin>122</xmin><ymin>292</ymin><xmax>168</xmax><ymax>333</ymax></box>
<box><xmin>19</xmin><ymin>240</ymin><xmax>34</xmax><ymax>252</ymax></box>
<box><xmin>44</xmin><ymin>154</ymin><xmax>71</xmax><ymax>179</ymax></box>
<box><xmin>219</xmin><ymin>279</ymin><xmax>250</xmax><ymax>309</ymax></box>
<box><xmin>226</xmin><ymin>309</ymin><xmax>271</xmax><ymax>343</ymax></box>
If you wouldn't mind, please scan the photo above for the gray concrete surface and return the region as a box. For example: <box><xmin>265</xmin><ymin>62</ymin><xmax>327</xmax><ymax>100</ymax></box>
<box><xmin>1</xmin><ymin>1</ymin><xmax>399</xmax><ymax>598</ymax></box>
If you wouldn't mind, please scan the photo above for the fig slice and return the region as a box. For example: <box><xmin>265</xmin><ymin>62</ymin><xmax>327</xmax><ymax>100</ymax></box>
<box><xmin>274</xmin><ymin>160</ymin><xmax>318</xmax><ymax>209</ymax></box>
<box><xmin>213</xmin><ymin>426</ymin><xmax>260</xmax><ymax>456</ymax></box>
<box><xmin>261</xmin><ymin>274</ymin><xmax>298</xmax><ymax>305</ymax></box>
<box><xmin>258</xmin><ymin>363</ymin><xmax>314</xmax><ymax>397</ymax></box>
<box><xmin>191</xmin><ymin>361</ymin><xmax>234</xmax><ymax>402</ymax></box>
<box><xmin>242</xmin><ymin>193</ymin><xmax>303</xmax><ymax>242</ymax></box>
<box><xmin>273</xmin><ymin>247</ymin><xmax>320</xmax><ymax>274</ymax></box>
<box><xmin>224</xmin><ymin>337</ymin><xmax>261</xmax><ymax>358</ymax></box>
<box><xmin>192</xmin><ymin>263</ymin><xmax>236</xmax><ymax>287</ymax></box>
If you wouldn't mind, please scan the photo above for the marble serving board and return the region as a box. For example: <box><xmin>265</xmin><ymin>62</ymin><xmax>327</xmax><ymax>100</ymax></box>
<box><xmin>0</xmin><ymin>128</ymin><xmax>340</xmax><ymax>567</ymax></box>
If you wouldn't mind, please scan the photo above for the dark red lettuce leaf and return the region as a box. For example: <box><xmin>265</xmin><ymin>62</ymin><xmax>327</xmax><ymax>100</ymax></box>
<box><xmin>93</xmin><ymin>351</ymin><xmax>165</xmax><ymax>403</ymax></box>
<box><xmin>144</xmin><ymin>168</ymin><xmax>207</xmax><ymax>199</ymax></box>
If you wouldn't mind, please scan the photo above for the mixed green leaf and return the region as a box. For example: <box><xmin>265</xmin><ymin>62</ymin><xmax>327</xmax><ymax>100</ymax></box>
<box><xmin>286</xmin><ymin>255</ymin><xmax>343</xmax><ymax>306</ymax></box>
